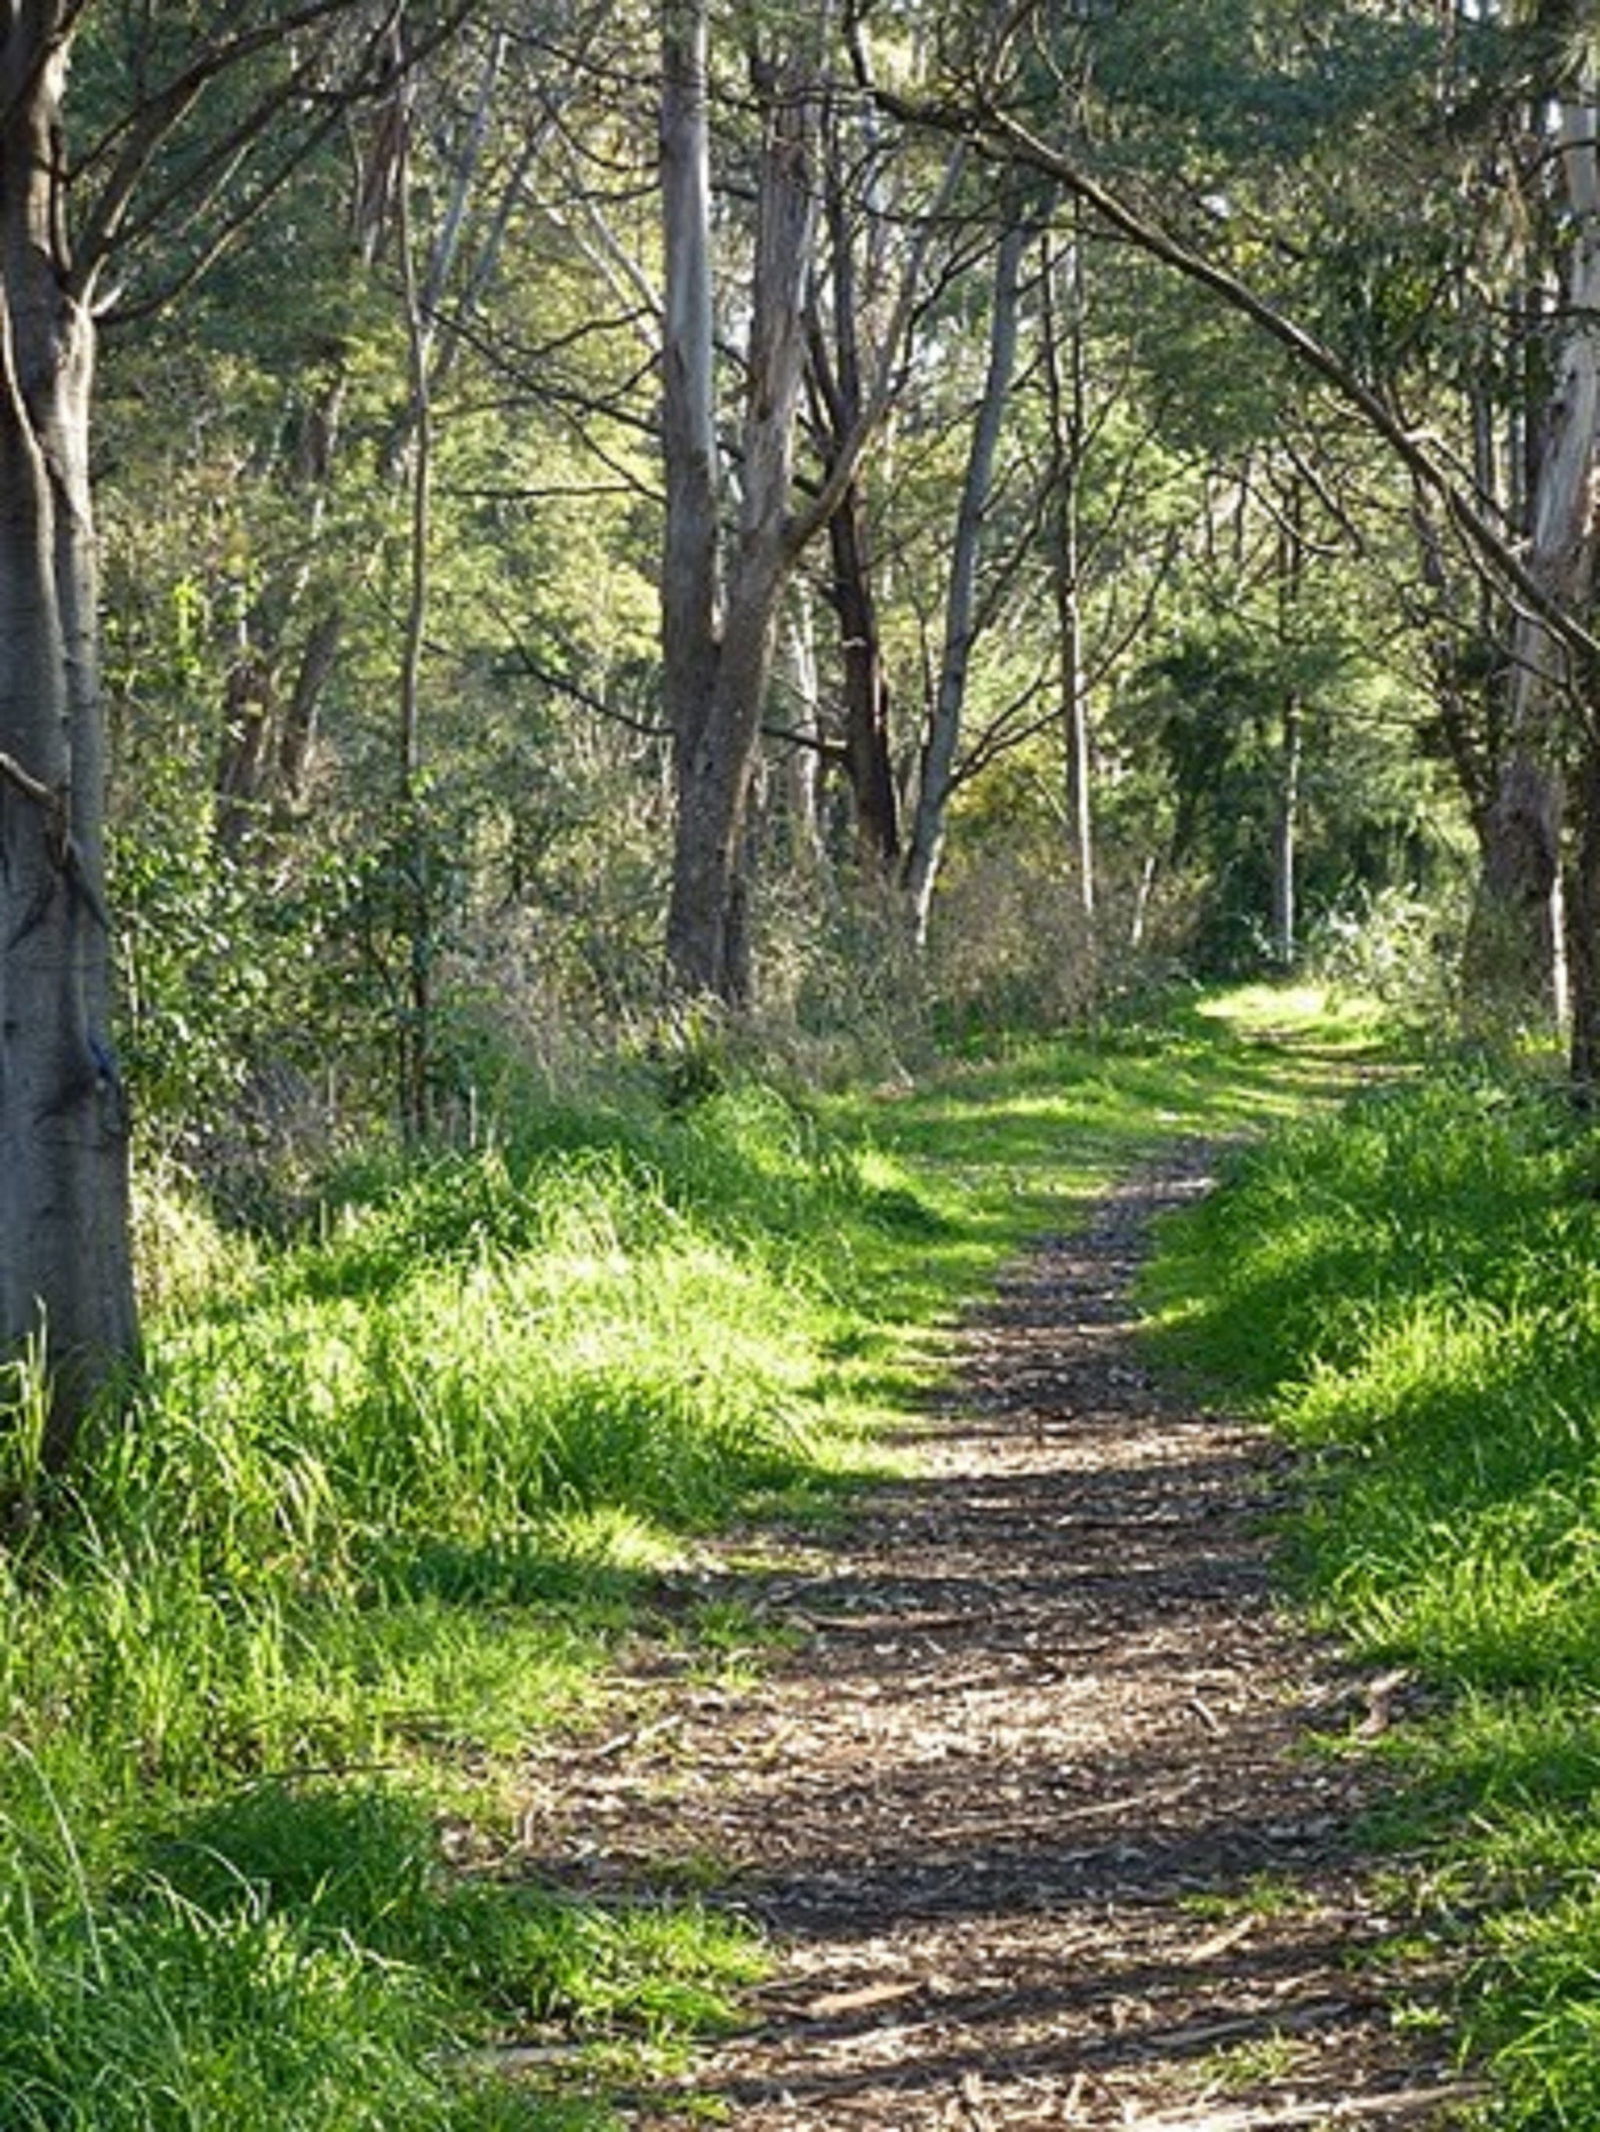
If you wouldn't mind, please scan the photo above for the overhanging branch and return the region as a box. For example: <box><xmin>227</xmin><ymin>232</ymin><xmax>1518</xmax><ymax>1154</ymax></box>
<box><xmin>871</xmin><ymin>83</ymin><xmax>1600</xmax><ymax>671</ymax></box>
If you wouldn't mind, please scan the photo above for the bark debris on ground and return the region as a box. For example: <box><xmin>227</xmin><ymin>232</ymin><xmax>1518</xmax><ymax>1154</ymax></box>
<box><xmin>514</xmin><ymin>1149</ymin><xmax>1478</xmax><ymax>2128</ymax></box>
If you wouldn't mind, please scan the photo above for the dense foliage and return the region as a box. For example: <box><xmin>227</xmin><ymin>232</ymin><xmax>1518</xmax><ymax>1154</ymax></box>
<box><xmin>8</xmin><ymin>0</ymin><xmax>1600</xmax><ymax>2118</ymax></box>
<box><xmin>79</xmin><ymin>0</ymin><xmax>1512</xmax><ymax>1180</ymax></box>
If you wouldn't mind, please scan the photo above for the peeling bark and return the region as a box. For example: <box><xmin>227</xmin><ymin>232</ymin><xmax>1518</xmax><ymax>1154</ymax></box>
<box><xmin>660</xmin><ymin>1</ymin><xmax>822</xmax><ymax>1000</ymax></box>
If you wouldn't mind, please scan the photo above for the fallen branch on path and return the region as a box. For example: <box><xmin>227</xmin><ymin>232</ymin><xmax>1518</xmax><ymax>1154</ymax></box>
<box><xmin>1120</xmin><ymin>2080</ymin><xmax>1486</xmax><ymax>2129</ymax></box>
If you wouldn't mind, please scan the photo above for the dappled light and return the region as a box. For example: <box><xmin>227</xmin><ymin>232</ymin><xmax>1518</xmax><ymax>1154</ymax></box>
<box><xmin>2</xmin><ymin>0</ymin><xmax>1595</xmax><ymax>2121</ymax></box>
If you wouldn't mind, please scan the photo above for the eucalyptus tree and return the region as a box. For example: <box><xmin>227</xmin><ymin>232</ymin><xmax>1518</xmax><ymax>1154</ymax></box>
<box><xmin>871</xmin><ymin>0</ymin><xmax>1600</xmax><ymax>1055</ymax></box>
<box><xmin>902</xmin><ymin>214</ymin><xmax>1029</xmax><ymax>944</ymax></box>
<box><xmin>659</xmin><ymin>0</ymin><xmax>969</xmax><ymax>1000</ymax></box>
<box><xmin>0</xmin><ymin>1</ymin><xmax>444</xmax><ymax>1464</ymax></box>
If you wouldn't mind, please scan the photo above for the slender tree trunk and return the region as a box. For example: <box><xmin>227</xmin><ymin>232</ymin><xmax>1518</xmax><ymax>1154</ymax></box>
<box><xmin>1567</xmin><ymin>732</ymin><xmax>1600</xmax><ymax>1097</ymax></box>
<box><xmin>811</xmin><ymin>109</ymin><xmax>899</xmax><ymax>875</ymax></box>
<box><xmin>659</xmin><ymin>0</ymin><xmax>723</xmax><ymax>992</ymax></box>
<box><xmin>1468</xmin><ymin>89</ymin><xmax>1600</xmax><ymax>1030</ymax></box>
<box><xmin>1271</xmin><ymin>486</ymin><xmax>1304</xmax><ymax>968</ymax></box>
<box><xmin>1043</xmin><ymin>219</ymin><xmax>1093</xmax><ymax>920</ymax></box>
<box><xmin>396</xmin><ymin>71</ymin><xmax>434</xmax><ymax>1142</ymax></box>
<box><xmin>0</xmin><ymin>18</ymin><xmax>137</xmax><ymax>1463</ymax></box>
<box><xmin>780</xmin><ymin>601</ymin><xmax>827</xmax><ymax>874</ymax></box>
<box><xmin>826</xmin><ymin>479</ymin><xmax>899</xmax><ymax>871</ymax></box>
<box><xmin>904</xmin><ymin>219</ymin><xmax>1026</xmax><ymax>944</ymax></box>
<box><xmin>1272</xmin><ymin>696</ymin><xmax>1302</xmax><ymax>968</ymax></box>
<box><xmin>214</xmin><ymin>370</ymin><xmax>346</xmax><ymax>853</ymax></box>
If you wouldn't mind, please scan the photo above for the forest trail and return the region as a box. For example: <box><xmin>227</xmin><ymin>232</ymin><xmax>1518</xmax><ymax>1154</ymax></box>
<box><xmin>518</xmin><ymin>1150</ymin><xmax>1478</xmax><ymax>2128</ymax></box>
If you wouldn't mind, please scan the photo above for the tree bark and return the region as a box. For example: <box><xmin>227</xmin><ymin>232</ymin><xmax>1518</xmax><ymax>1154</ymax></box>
<box><xmin>1272</xmin><ymin>695</ymin><xmax>1302</xmax><ymax>968</ymax></box>
<box><xmin>1567</xmin><ymin>735</ymin><xmax>1600</xmax><ymax>1096</ymax></box>
<box><xmin>904</xmin><ymin>218</ymin><xmax>1027</xmax><ymax>945</ymax></box>
<box><xmin>810</xmin><ymin>109</ymin><xmax>899</xmax><ymax>875</ymax></box>
<box><xmin>661</xmin><ymin>3</ymin><xmax>821</xmax><ymax>1000</ymax></box>
<box><xmin>825</xmin><ymin>478</ymin><xmax>900</xmax><ymax>872</ymax></box>
<box><xmin>0</xmin><ymin>14</ymin><xmax>137</xmax><ymax>1462</ymax></box>
<box><xmin>1271</xmin><ymin>486</ymin><xmax>1305</xmax><ymax>968</ymax></box>
<box><xmin>1467</xmin><ymin>90</ymin><xmax>1600</xmax><ymax>1030</ymax></box>
<box><xmin>1043</xmin><ymin>220</ymin><xmax>1094</xmax><ymax>921</ymax></box>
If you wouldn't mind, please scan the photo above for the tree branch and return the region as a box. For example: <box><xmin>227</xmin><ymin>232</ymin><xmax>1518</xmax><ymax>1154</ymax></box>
<box><xmin>872</xmin><ymin>82</ymin><xmax>1600</xmax><ymax>668</ymax></box>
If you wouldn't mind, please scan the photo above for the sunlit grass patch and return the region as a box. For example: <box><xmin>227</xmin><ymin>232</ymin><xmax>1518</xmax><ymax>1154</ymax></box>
<box><xmin>1144</xmin><ymin>1058</ymin><xmax>1600</xmax><ymax>2124</ymax></box>
<box><xmin>0</xmin><ymin>1759</ymin><xmax>758</xmax><ymax>2132</ymax></box>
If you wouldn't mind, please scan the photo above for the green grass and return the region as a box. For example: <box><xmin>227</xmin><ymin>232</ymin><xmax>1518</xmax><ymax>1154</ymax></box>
<box><xmin>0</xmin><ymin>986</ymin><xmax>1363</xmax><ymax>2128</ymax></box>
<box><xmin>1144</xmin><ymin>1055</ymin><xmax>1600</xmax><ymax>2127</ymax></box>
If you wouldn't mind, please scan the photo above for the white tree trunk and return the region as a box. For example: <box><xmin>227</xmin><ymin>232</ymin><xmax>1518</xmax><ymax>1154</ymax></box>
<box><xmin>661</xmin><ymin>2</ymin><xmax>822</xmax><ymax>1000</ymax></box>
<box><xmin>1472</xmin><ymin>90</ymin><xmax>1600</xmax><ymax>1028</ymax></box>
<box><xmin>904</xmin><ymin>220</ymin><xmax>1026</xmax><ymax>945</ymax></box>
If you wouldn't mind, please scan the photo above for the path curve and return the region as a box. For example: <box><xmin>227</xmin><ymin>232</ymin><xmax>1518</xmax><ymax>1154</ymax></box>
<box><xmin>519</xmin><ymin>1150</ymin><xmax>1475</xmax><ymax>2128</ymax></box>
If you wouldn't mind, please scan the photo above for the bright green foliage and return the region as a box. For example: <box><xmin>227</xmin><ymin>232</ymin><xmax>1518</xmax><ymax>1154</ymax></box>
<box><xmin>0</xmin><ymin>1070</ymin><xmax>908</xmax><ymax>2127</ymax></box>
<box><xmin>1146</xmin><ymin>1064</ymin><xmax>1600</xmax><ymax>2124</ymax></box>
<box><xmin>0</xmin><ymin>1757</ymin><xmax>747</xmax><ymax>2130</ymax></box>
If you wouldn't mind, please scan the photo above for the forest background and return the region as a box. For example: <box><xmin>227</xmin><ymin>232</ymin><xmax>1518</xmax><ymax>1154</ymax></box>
<box><xmin>15</xmin><ymin>0</ymin><xmax>1575</xmax><ymax>1425</ymax></box>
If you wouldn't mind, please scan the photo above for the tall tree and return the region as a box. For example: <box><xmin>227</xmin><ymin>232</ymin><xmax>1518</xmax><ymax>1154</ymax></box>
<box><xmin>659</xmin><ymin>0</ymin><xmax>827</xmax><ymax>1000</ymax></box>
<box><xmin>1474</xmin><ymin>66</ymin><xmax>1600</xmax><ymax>1039</ymax></box>
<box><xmin>876</xmin><ymin>0</ymin><xmax>1600</xmax><ymax>1051</ymax></box>
<box><xmin>903</xmin><ymin>215</ymin><xmax>1028</xmax><ymax>943</ymax></box>
<box><xmin>0</xmin><ymin>5</ymin><xmax>135</xmax><ymax>1463</ymax></box>
<box><xmin>0</xmin><ymin>1</ymin><xmax>411</xmax><ymax>1462</ymax></box>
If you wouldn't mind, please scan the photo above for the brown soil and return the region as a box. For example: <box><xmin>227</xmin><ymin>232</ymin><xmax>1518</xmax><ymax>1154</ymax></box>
<box><xmin>514</xmin><ymin>1150</ymin><xmax>1480</xmax><ymax>2128</ymax></box>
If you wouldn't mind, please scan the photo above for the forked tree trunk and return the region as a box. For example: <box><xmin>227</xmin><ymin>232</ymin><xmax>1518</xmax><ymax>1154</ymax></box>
<box><xmin>660</xmin><ymin>0</ymin><xmax>821</xmax><ymax>1000</ymax></box>
<box><xmin>0</xmin><ymin>19</ymin><xmax>137</xmax><ymax>1463</ymax></box>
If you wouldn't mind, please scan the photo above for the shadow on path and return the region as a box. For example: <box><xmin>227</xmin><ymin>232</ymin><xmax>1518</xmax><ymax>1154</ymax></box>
<box><xmin>512</xmin><ymin>1152</ymin><xmax>1475</xmax><ymax>2128</ymax></box>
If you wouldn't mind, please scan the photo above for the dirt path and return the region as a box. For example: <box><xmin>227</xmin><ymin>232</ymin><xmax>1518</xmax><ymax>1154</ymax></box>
<box><xmin>518</xmin><ymin>1150</ymin><xmax>1478</xmax><ymax>2128</ymax></box>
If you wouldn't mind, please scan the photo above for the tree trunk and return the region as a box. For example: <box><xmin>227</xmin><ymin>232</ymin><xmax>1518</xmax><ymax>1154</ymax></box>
<box><xmin>214</xmin><ymin>372</ymin><xmax>347</xmax><ymax>854</ymax></box>
<box><xmin>904</xmin><ymin>219</ymin><xmax>1026</xmax><ymax>945</ymax></box>
<box><xmin>1566</xmin><ymin>734</ymin><xmax>1600</xmax><ymax>1098</ymax></box>
<box><xmin>0</xmin><ymin>18</ymin><xmax>137</xmax><ymax>1463</ymax></box>
<box><xmin>1467</xmin><ymin>89</ymin><xmax>1600</xmax><ymax>1030</ymax></box>
<box><xmin>779</xmin><ymin>601</ymin><xmax>827</xmax><ymax>873</ymax></box>
<box><xmin>811</xmin><ymin>109</ymin><xmax>899</xmax><ymax>876</ymax></box>
<box><xmin>1271</xmin><ymin>485</ymin><xmax>1304</xmax><ymax>968</ymax></box>
<box><xmin>661</xmin><ymin>2</ymin><xmax>821</xmax><ymax>999</ymax></box>
<box><xmin>659</xmin><ymin>0</ymin><xmax>724</xmax><ymax>993</ymax></box>
<box><xmin>1043</xmin><ymin>220</ymin><xmax>1094</xmax><ymax>920</ymax></box>
<box><xmin>395</xmin><ymin>65</ymin><xmax>435</xmax><ymax>1143</ymax></box>
<box><xmin>1272</xmin><ymin>695</ymin><xmax>1302</xmax><ymax>968</ymax></box>
<box><xmin>826</xmin><ymin>479</ymin><xmax>900</xmax><ymax>872</ymax></box>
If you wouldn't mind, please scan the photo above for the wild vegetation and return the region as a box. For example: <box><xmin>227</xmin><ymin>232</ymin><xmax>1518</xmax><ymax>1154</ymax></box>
<box><xmin>5</xmin><ymin>0</ymin><xmax>1600</xmax><ymax>2122</ymax></box>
